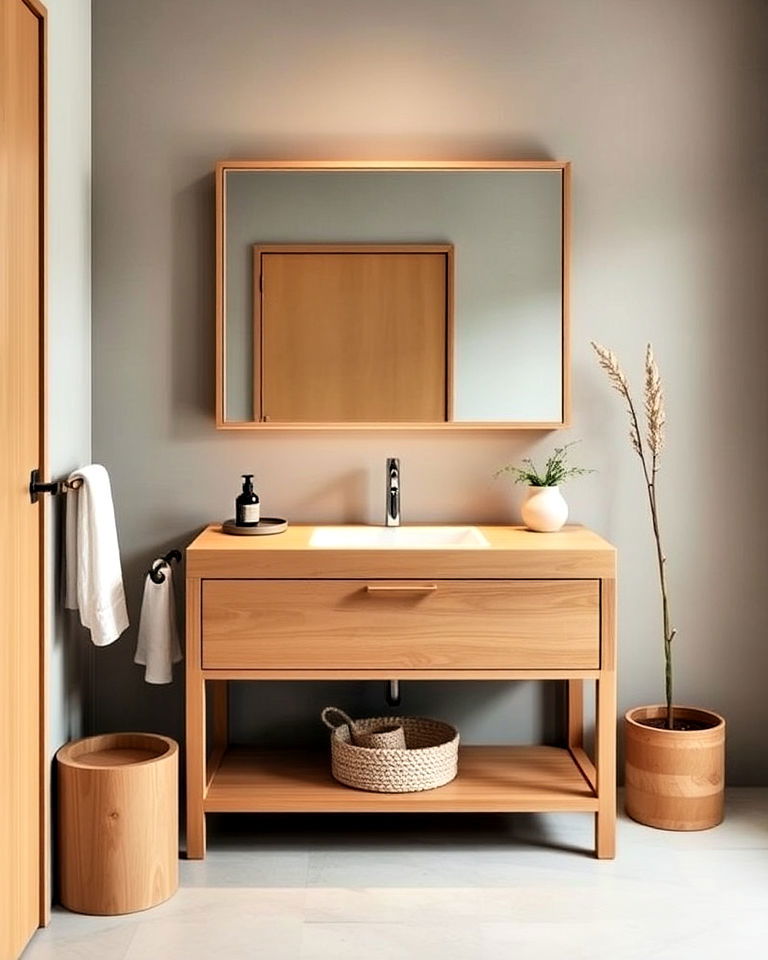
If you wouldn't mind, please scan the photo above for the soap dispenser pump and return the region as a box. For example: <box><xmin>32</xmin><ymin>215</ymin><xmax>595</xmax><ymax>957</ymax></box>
<box><xmin>235</xmin><ymin>474</ymin><xmax>260</xmax><ymax>527</ymax></box>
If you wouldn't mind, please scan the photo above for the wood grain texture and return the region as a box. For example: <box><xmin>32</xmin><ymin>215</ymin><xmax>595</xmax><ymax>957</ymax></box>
<box><xmin>211</xmin><ymin>680</ymin><xmax>228</xmax><ymax>748</ymax></box>
<box><xmin>215</xmin><ymin>419</ymin><xmax>570</xmax><ymax>431</ymax></box>
<box><xmin>34</xmin><ymin>0</ymin><xmax>49</xmax><ymax>924</ymax></box>
<box><xmin>569</xmin><ymin>746</ymin><xmax>596</xmax><ymax>793</ymax></box>
<box><xmin>595</xmin><ymin>578</ymin><xmax>617</xmax><ymax>858</ymax></box>
<box><xmin>185</xmin><ymin>578</ymin><xmax>206</xmax><ymax>859</ymax></box>
<box><xmin>624</xmin><ymin>705</ymin><xmax>725</xmax><ymax>831</ymax></box>
<box><xmin>215</xmin><ymin>163</ymin><xmax>226</xmax><ymax>426</ymax></box>
<box><xmin>217</xmin><ymin>160</ymin><xmax>570</xmax><ymax>172</ymax></box>
<box><xmin>201</xmin><ymin>668</ymin><xmax>602</xmax><ymax>680</ymax></box>
<box><xmin>185</xmin><ymin>524</ymin><xmax>617</xmax><ymax>858</ymax></box>
<box><xmin>0</xmin><ymin>0</ymin><xmax>45</xmax><ymax>951</ymax></box>
<box><xmin>256</xmin><ymin>246</ymin><xmax>450</xmax><ymax>422</ymax></box>
<box><xmin>57</xmin><ymin>734</ymin><xmax>178</xmax><ymax>916</ymax></box>
<box><xmin>204</xmin><ymin>746</ymin><xmax>598</xmax><ymax>813</ymax></box>
<box><xmin>186</xmin><ymin>524</ymin><xmax>617</xmax><ymax>580</ymax></box>
<box><xmin>215</xmin><ymin>159</ymin><xmax>570</xmax><ymax>430</ymax></box>
<box><xmin>560</xmin><ymin>162</ymin><xmax>572</xmax><ymax>425</ymax></box>
<box><xmin>201</xmin><ymin>579</ymin><xmax>600</xmax><ymax>671</ymax></box>
<box><xmin>566</xmin><ymin>679</ymin><xmax>584</xmax><ymax>748</ymax></box>
<box><xmin>206</xmin><ymin>681</ymin><xmax>229</xmax><ymax>791</ymax></box>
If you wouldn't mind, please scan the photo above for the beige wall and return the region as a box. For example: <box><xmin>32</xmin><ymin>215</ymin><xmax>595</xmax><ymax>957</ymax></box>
<box><xmin>92</xmin><ymin>0</ymin><xmax>768</xmax><ymax>782</ymax></box>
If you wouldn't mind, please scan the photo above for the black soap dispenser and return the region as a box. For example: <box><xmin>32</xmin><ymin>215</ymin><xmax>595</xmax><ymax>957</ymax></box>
<box><xmin>235</xmin><ymin>474</ymin><xmax>260</xmax><ymax>527</ymax></box>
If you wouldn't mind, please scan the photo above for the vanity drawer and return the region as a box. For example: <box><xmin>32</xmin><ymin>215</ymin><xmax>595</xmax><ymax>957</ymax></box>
<box><xmin>201</xmin><ymin>579</ymin><xmax>600</xmax><ymax>670</ymax></box>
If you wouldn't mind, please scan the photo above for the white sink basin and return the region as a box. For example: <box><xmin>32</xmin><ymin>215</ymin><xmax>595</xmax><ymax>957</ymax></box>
<box><xmin>309</xmin><ymin>525</ymin><xmax>490</xmax><ymax>549</ymax></box>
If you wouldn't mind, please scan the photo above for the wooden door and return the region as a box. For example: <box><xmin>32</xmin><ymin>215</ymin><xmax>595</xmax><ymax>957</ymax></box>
<box><xmin>0</xmin><ymin>0</ymin><xmax>46</xmax><ymax>955</ymax></box>
<box><xmin>255</xmin><ymin>245</ymin><xmax>452</xmax><ymax>422</ymax></box>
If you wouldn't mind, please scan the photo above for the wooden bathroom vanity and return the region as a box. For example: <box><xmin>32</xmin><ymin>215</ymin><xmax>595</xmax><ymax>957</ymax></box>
<box><xmin>185</xmin><ymin>524</ymin><xmax>617</xmax><ymax>859</ymax></box>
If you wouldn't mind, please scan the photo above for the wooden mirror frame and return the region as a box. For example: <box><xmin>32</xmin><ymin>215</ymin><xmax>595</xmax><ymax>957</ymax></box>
<box><xmin>215</xmin><ymin>159</ymin><xmax>571</xmax><ymax>430</ymax></box>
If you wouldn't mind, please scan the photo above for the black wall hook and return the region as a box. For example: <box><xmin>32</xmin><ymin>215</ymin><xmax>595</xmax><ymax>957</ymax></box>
<box><xmin>148</xmin><ymin>549</ymin><xmax>181</xmax><ymax>584</ymax></box>
<box><xmin>29</xmin><ymin>469</ymin><xmax>83</xmax><ymax>503</ymax></box>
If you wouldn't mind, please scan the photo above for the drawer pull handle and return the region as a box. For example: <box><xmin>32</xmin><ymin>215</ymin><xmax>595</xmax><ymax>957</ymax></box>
<box><xmin>366</xmin><ymin>584</ymin><xmax>437</xmax><ymax>594</ymax></box>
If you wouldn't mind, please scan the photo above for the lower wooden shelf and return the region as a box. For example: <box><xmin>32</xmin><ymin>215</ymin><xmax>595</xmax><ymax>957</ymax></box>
<box><xmin>204</xmin><ymin>745</ymin><xmax>598</xmax><ymax>814</ymax></box>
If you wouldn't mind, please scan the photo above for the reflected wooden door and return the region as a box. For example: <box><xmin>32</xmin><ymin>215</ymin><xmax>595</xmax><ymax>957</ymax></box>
<box><xmin>0</xmin><ymin>0</ymin><xmax>46</xmax><ymax>955</ymax></box>
<box><xmin>256</xmin><ymin>245</ymin><xmax>452</xmax><ymax>423</ymax></box>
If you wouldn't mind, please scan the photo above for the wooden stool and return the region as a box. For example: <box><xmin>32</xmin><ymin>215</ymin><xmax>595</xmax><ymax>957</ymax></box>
<box><xmin>56</xmin><ymin>733</ymin><xmax>178</xmax><ymax>915</ymax></box>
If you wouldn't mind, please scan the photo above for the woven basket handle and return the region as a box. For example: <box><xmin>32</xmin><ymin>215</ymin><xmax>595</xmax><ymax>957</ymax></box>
<box><xmin>321</xmin><ymin>706</ymin><xmax>357</xmax><ymax>732</ymax></box>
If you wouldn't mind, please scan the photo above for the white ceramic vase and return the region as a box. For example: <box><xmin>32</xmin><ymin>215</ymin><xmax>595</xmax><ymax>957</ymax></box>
<box><xmin>521</xmin><ymin>485</ymin><xmax>568</xmax><ymax>532</ymax></box>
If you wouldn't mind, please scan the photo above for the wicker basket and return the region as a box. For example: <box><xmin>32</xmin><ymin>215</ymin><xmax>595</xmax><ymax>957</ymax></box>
<box><xmin>321</xmin><ymin>707</ymin><xmax>459</xmax><ymax>793</ymax></box>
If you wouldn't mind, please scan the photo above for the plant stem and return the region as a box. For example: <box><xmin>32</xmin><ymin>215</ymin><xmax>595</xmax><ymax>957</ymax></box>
<box><xmin>623</xmin><ymin>392</ymin><xmax>676</xmax><ymax>729</ymax></box>
<box><xmin>648</xmin><ymin>478</ymin><xmax>675</xmax><ymax>729</ymax></box>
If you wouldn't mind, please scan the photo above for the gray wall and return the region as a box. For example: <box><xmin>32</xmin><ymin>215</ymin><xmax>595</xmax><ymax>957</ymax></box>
<box><xmin>46</xmin><ymin>0</ymin><xmax>92</xmax><ymax>906</ymax></box>
<box><xmin>47</xmin><ymin>0</ymin><xmax>92</xmax><ymax>764</ymax></box>
<box><xmin>92</xmin><ymin>0</ymin><xmax>768</xmax><ymax>783</ymax></box>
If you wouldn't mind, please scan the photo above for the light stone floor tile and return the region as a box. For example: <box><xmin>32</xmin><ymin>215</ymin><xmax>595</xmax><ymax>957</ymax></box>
<box><xmin>22</xmin><ymin>789</ymin><xmax>768</xmax><ymax>960</ymax></box>
<box><xmin>179</xmin><ymin>847</ymin><xmax>310</xmax><ymax>888</ymax></box>
<box><xmin>299</xmin><ymin>921</ymin><xmax>485</xmax><ymax>960</ymax></box>
<box><xmin>125</xmin><ymin>915</ymin><xmax>304</xmax><ymax>960</ymax></box>
<box><xmin>19</xmin><ymin>922</ymin><xmax>138</xmax><ymax>960</ymax></box>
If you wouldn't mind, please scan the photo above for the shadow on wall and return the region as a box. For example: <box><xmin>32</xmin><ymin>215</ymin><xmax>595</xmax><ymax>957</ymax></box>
<box><xmin>52</xmin><ymin>496</ymin><xmax>92</xmax><ymax>739</ymax></box>
<box><xmin>171</xmin><ymin>172</ymin><xmax>216</xmax><ymax>435</ymax></box>
<box><xmin>230</xmin><ymin>679</ymin><xmax>565</xmax><ymax>751</ymax></box>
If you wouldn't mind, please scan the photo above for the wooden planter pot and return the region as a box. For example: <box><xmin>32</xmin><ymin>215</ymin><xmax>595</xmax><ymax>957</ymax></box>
<box><xmin>57</xmin><ymin>733</ymin><xmax>178</xmax><ymax>915</ymax></box>
<box><xmin>624</xmin><ymin>705</ymin><xmax>725</xmax><ymax>831</ymax></box>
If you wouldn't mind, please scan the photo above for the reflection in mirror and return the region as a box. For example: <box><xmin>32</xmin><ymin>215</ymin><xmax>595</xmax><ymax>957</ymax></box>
<box><xmin>254</xmin><ymin>244</ymin><xmax>452</xmax><ymax>423</ymax></box>
<box><xmin>219</xmin><ymin>163</ymin><xmax>568</xmax><ymax>428</ymax></box>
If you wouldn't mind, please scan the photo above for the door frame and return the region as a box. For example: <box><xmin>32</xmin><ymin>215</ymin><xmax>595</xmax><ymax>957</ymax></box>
<box><xmin>24</xmin><ymin>0</ymin><xmax>49</xmax><ymax>928</ymax></box>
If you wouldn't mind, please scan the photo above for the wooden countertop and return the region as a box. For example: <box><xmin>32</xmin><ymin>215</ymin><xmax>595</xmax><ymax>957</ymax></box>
<box><xmin>186</xmin><ymin>524</ymin><xmax>616</xmax><ymax>579</ymax></box>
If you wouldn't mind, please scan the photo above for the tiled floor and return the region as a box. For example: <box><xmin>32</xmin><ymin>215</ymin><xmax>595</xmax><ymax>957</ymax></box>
<box><xmin>25</xmin><ymin>790</ymin><xmax>768</xmax><ymax>960</ymax></box>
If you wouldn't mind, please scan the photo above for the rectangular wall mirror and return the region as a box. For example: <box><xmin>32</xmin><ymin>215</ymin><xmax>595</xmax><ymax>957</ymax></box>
<box><xmin>216</xmin><ymin>160</ymin><xmax>570</xmax><ymax>429</ymax></box>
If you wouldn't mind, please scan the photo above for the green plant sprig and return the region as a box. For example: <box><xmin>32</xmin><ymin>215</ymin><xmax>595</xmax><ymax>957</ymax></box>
<box><xmin>494</xmin><ymin>441</ymin><xmax>593</xmax><ymax>487</ymax></box>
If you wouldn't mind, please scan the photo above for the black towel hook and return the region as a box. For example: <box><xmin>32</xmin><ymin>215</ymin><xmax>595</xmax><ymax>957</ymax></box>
<box><xmin>28</xmin><ymin>469</ymin><xmax>83</xmax><ymax>503</ymax></box>
<box><xmin>148</xmin><ymin>549</ymin><xmax>181</xmax><ymax>584</ymax></box>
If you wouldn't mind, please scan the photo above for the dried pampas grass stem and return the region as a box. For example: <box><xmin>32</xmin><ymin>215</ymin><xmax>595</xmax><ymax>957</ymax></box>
<box><xmin>591</xmin><ymin>340</ymin><xmax>676</xmax><ymax>728</ymax></box>
<box><xmin>644</xmin><ymin>344</ymin><xmax>665</xmax><ymax>466</ymax></box>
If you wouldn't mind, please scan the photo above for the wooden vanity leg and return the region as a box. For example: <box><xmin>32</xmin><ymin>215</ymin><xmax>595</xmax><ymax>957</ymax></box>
<box><xmin>566</xmin><ymin>679</ymin><xmax>584</xmax><ymax>750</ymax></box>
<box><xmin>595</xmin><ymin>578</ymin><xmax>617</xmax><ymax>859</ymax></box>
<box><xmin>185</xmin><ymin>577</ymin><xmax>206</xmax><ymax>859</ymax></box>
<box><xmin>212</xmin><ymin>680</ymin><xmax>229</xmax><ymax>748</ymax></box>
<box><xmin>209</xmin><ymin>680</ymin><xmax>229</xmax><ymax>777</ymax></box>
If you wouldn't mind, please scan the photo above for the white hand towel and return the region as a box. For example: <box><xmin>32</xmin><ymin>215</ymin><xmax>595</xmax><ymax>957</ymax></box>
<box><xmin>135</xmin><ymin>560</ymin><xmax>182</xmax><ymax>684</ymax></box>
<box><xmin>64</xmin><ymin>464</ymin><xmax>129</xmax><ymax>646</ymax></box>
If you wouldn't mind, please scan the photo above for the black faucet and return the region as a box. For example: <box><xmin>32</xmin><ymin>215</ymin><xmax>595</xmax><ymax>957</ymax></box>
<box><xmin>386</xmin><ymin>457</ymin><xmax>400</xmax><ymax>527</ymax></box>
